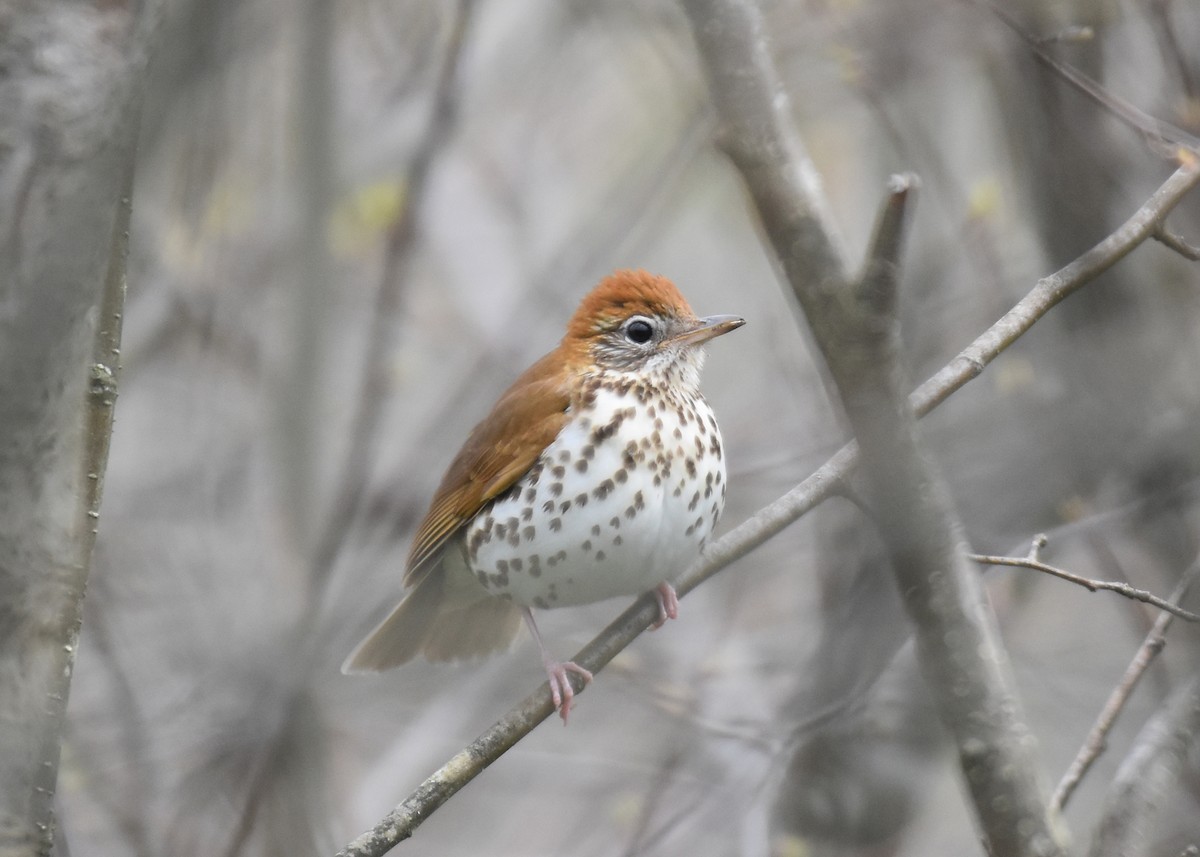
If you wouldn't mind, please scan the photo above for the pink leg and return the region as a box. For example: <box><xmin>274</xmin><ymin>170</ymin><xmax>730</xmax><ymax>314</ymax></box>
<box><xmin>522</xmin><ymin>608</ymin><xmax>593</xmax><ymax>725</ymax></box>
<box><xmin>649</xmin><ymin>582</ymin><xmax>679</xmax><ymax>630</ymax></box>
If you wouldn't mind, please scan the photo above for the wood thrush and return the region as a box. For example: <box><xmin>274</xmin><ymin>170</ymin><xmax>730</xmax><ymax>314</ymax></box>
<box><xmin>343</xmin><ymin>270</ymin><xmax>744</xmax><ymax>722</ymax></box>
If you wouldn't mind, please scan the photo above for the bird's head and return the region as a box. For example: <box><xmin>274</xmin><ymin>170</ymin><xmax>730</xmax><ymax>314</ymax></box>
<box><xmin>563</xmin><ymin>270</ymin><xmax>744</xmax><ymax>389</ymax></box>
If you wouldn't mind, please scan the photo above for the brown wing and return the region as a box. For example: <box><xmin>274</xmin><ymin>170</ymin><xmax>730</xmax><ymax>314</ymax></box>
<box><xmin>404</xmin><ymin>348</ymin><xmax>575</xmax><ymax>585</ymax></box>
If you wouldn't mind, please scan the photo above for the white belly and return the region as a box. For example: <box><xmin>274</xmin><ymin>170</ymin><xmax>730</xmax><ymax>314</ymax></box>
<box><xmin>459</xmin><ymin>384</ymin><xmax>726</xmax><ymax>609</ymax></box>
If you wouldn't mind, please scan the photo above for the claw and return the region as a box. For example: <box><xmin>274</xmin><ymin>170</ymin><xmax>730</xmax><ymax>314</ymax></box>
<box><xmin>523</xmin><ymin>607</ymin><xmax>594</xmax><ymax>724</ymax></box>
<box><xmin>546</xmin><ymin>661</ymin><xmax>594</xmax><ymax>724</ymax></box>
<box><xmin>650</xmin><ymin>582</ymin><xmax>679</xmax><ymax>630</ymax></box>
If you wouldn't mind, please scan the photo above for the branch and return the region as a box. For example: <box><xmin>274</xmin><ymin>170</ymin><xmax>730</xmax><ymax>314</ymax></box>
<box><xmin>680</xmin><ymin>0</ymin><xmax>1069</xmax><ymax>853</ymax></box>
<box><xmin>1153</xmin><ymin>223</ymin><xmax>1200</xmax><ymax>261</ymax></box>
<box><xmin>334</xmin><ymin>45</ymin><xmax>1200</xmax><ymax>857</ymax></box>
<box><xmin>0</xmin><ymin>2</ymin><xmax>157</xmax><ymax>851</ymax></box>
<box><xmin>1053</xmin><ymin>557</ymin><xmax>1200</xmax><ymax>813</ymax></box>
<box><xmin>1088</xmin><ymin>675</ymin><xmax>1200</xmax><ymax>857</ymax></box>
<box><xmin>969</xmin><ymin>542</ymin><xmax>1200</xmax><ymax>623</ymax></box>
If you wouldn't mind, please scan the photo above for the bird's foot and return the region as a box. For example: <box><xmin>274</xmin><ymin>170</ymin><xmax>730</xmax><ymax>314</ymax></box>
<box><xmin>649</xmin><ymin>582</ymin><xmax>679</xmax><ymax>630</ymax></box>
<box><xmin>546</xmin><ymin>660</ymin><xmax>593</xmax><ymax>725</ymax></box>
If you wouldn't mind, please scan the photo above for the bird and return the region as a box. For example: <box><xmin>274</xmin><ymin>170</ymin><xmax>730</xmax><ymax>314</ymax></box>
<box><xmin>342</xmin><ymin>270</ymin><xmax>744</xmax><ymax>722</ymax></box>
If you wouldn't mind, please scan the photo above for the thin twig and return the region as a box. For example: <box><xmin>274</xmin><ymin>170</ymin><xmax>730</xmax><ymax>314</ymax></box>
<box><xmin>977</xmin><ymin>0</ymin><xmax>1200</xmax><ymax>156</ymax></box>
<box><xmin>1052</xmin><ymin>557</ymin><xmax>1200</xmax><ymax>813</ymax></box>
<box><xmin>968</xmin><ymin>551</ymin><xmax>1200</xmax><ymax>623</ymax></box>
<box><xmin>332</xmin><ymin>107</ymin><xmax>1200</xmax><ymax>857</ymax></box>
<box><xmin>1153</xmin><ymin>223</ymin><xmax>1200</xmax><ymax>260</ymax></box>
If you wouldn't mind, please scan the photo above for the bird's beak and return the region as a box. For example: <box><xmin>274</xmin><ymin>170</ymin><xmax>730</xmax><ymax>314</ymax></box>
<box><xmin>671</xmin><ymin>314</ymin><xmax>746</xmax><ymax>346</ymax></box>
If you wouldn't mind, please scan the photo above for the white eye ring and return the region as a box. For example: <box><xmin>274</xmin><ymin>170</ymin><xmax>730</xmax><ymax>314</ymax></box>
<box><xmin>624</xmin><ymin>316</ymin><xmax>655</xmax><ymax>344</ymax></box>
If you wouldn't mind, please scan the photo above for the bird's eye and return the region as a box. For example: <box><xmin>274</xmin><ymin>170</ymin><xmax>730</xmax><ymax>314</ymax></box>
<box><xmin>624</xmin><ymin>318</ymin><xmax>654</xmax><ymax>344</ymax></box>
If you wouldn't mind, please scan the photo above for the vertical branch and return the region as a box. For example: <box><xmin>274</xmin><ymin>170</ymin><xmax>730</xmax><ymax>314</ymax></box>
<box><xmin>0</xmin><ymin>3</ymin><xmax>157</xmax><ymax>853</ymax></box>
<box><xmin>679</xmin><ymin>1</ymin><xmax>1069</xmax><ymax>854</ymax></box>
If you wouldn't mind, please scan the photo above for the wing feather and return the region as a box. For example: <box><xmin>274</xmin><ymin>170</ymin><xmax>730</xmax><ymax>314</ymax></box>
<box><xmin>404</xmin><ymin>349</ymin><xmax>575</xmax><ymax>585</ymax></box>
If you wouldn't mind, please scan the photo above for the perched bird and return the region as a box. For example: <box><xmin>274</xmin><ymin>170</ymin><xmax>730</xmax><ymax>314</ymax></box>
<box><xmin>343</xmin><ymin>270</ymin><xmax>743</xmax><ymax>722</ymax></box>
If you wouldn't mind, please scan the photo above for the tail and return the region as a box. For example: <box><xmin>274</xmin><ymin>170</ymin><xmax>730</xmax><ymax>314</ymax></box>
<box><xmin>341</xmin><ymin>572</ymin><xmax>523</xmax><ymax>674</ymax></box>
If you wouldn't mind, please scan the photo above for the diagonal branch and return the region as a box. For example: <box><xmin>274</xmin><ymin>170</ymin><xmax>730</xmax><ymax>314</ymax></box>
<box><xmin>1088</xmin><ymin>673</ymin><xmax>1200</xmax><ymax>857</ymax></box>
<box><xmin>1053</xmin><ymin>557</ymin><xmax>1200</xmax><ymax>813</ymax></box>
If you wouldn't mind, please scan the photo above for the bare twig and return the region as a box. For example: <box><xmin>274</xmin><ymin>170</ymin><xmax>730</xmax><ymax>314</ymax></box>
<box><xmin>1053</xmin><ymin>558</ymin><xmax>1200</xmax><ymax>813</ymax></box>
<box><xmin>969</xmin><ymin>550</ymin><xmax>1200</xmax><ymax>623</ymax></box>
<box><xmin>333</xmin><ymin>72</ymin><xmax>1200</xmax><ymax>857</ymax></box>
<box><xmin>978</xmin><ymin>0</ymin><xmax>1200</xmax><ymax>156</ymax></box>
<box><xmin>1088</xmin><ymin>675</ymin><xmax>1200</xmax><ymax>857</ymax></box>
<box><xmin>1154</xmin><ymin>223</ymin><xmax>1200</xmax><ymax>260</ymax></box>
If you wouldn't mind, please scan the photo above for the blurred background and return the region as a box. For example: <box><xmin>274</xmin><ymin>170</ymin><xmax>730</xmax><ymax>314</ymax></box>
<box><xmin>61</xmin><ymin>0</ymin><xmax>1200</xmax><ymax>855</ymax></box>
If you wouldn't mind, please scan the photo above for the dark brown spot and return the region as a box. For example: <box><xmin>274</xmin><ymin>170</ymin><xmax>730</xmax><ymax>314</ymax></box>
<box><xmin>591</xmin><ymin>524</ymin><xmax>601</xmax><ymax>537</ymax></box>
<box><xmin>634</xmin><ymin>490</ymin><xmax>644</xmax><ymax>510</ymax></box>
<box><xmin>552</xmin><ymin>465</ymin><xmax>566</xmax><ymax>479</ymax></box>
<box><xmin>591</xmin><ymin>414</ymin><xmax>623</xmax><ymax>443</ymax></box>
<box><xmin>689</xmin><ymin>491</ymin><xmax>701</xmax><ymax>512</ymax></box>
<box><xmin>581</xmin><ymin>444</ymin><xmax>595</xmax><ymax>460</ymax></box>
<box><xmin>594</xmin><ymin>478</ymin><xmax>615</xmax><ymax>500</ymax></box>
<box><xmin>549</xmin><ymin>482</ymin><xmax>563</xmax><ymax>497</ymax></box>
<box><xmin>496</xmin><ymin>559</ymin><xmax>509</xmax><ymax>575</ymax></box>
<box><xmin>511</xmin><ymin>558</ymin><xmax>523</xmax><ymax>572</ymax></box>
<box><xmin>647</xmin><ymin>404</ymin><xmax>657</xmax><ymax>418</ymax></box>
<box><xmin>613</xmin><ymin>535</ymin><xmax>623</xmax><ymax>546</ymax></box>
<box><xmin>610</xmin><ymin>516</ymin><xmax>621</xmax><ymax>529</ymax></box>
<box><xmin>534</xmin><ymin>596</ymin><xmax>549</xmax><ymax>609</ymax></box>
<box><xmin>694</xmin><ymin>436</ymin><xmax>704</xmax><ymax>454</ymax></box>
<box><xmin>529</xmin><ymin>555</ymin><xmax>542</xmax><ymax>577</ymax></box>
<box><xmin>558</xmin><ymin>449</ymin><xmax>570</xmax><ymax>462</ymax></box>
<box><xmin>673</xmin><ymin>427</ymin><xmax>683</xmax><ymax>440</ymax></box>
<box><xmin>560</xmin><ymin>500</ymin><xmax>571</xmax><ymax>514</ymax></box>
<box><xmin>654</xmin><ymin>417</ymin><xmax>664</xmax><ymax>431</ymax></box>
<box><xmin>549</xmin><ymin>517</ymin><xmax>562</xmax><ymax>532</ymax></box>
<box><xmin>582</xmin><ymin>540</ymin><xmax>592</xmax><ymax>552</ymax></box>
<box><xmin>575</xmin><ymin>493</ymin><xmax>589</xmax><ymax>508</ymax></box>
<box><xmin>542</xmin><ymin>500</ymin><xmax>555</xmax><ymax>513</ymax></box>
<box><xmin>476</xmin><ymin>570</ymin><xmax>488</xmax><ymax>585</ymax></box>
<box><xmin>653</xmin><ymin>474</ymin><xmax>662</xmax><ymax>486</ymax></box>
<box><xmin>523</xmin><ymin>525</ymin><xmax>536</xmax><ymax>540</ymax></box>
<box><xmin>686</xmin><ymin>458</ymin><xmax>697</xmax><ymax>478</ymax></box>
<box><xmin>595</xmin><ymin>550</ymin><xmax>606</xmax><ymax>561</ymax></box>
<box><xmin>575</xmin><ymin>459</ymin><xmax>589</xmax><ymax>474</ymax></box>
<box><xmin>614</xmin><ymin>468</ymin><xmax>628</xmax><ymax>483</ymax></box>
<box><xmin>522</xmin><ymin>507</ymin><xmax>533</xmax><ymax>522</ymax></box>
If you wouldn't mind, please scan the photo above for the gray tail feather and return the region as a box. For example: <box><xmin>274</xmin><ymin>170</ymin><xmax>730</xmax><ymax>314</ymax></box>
<box><xmin>341</xmin><ymin>574</ymin><xmax>522</xmax><ymax>674</ymax></box>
